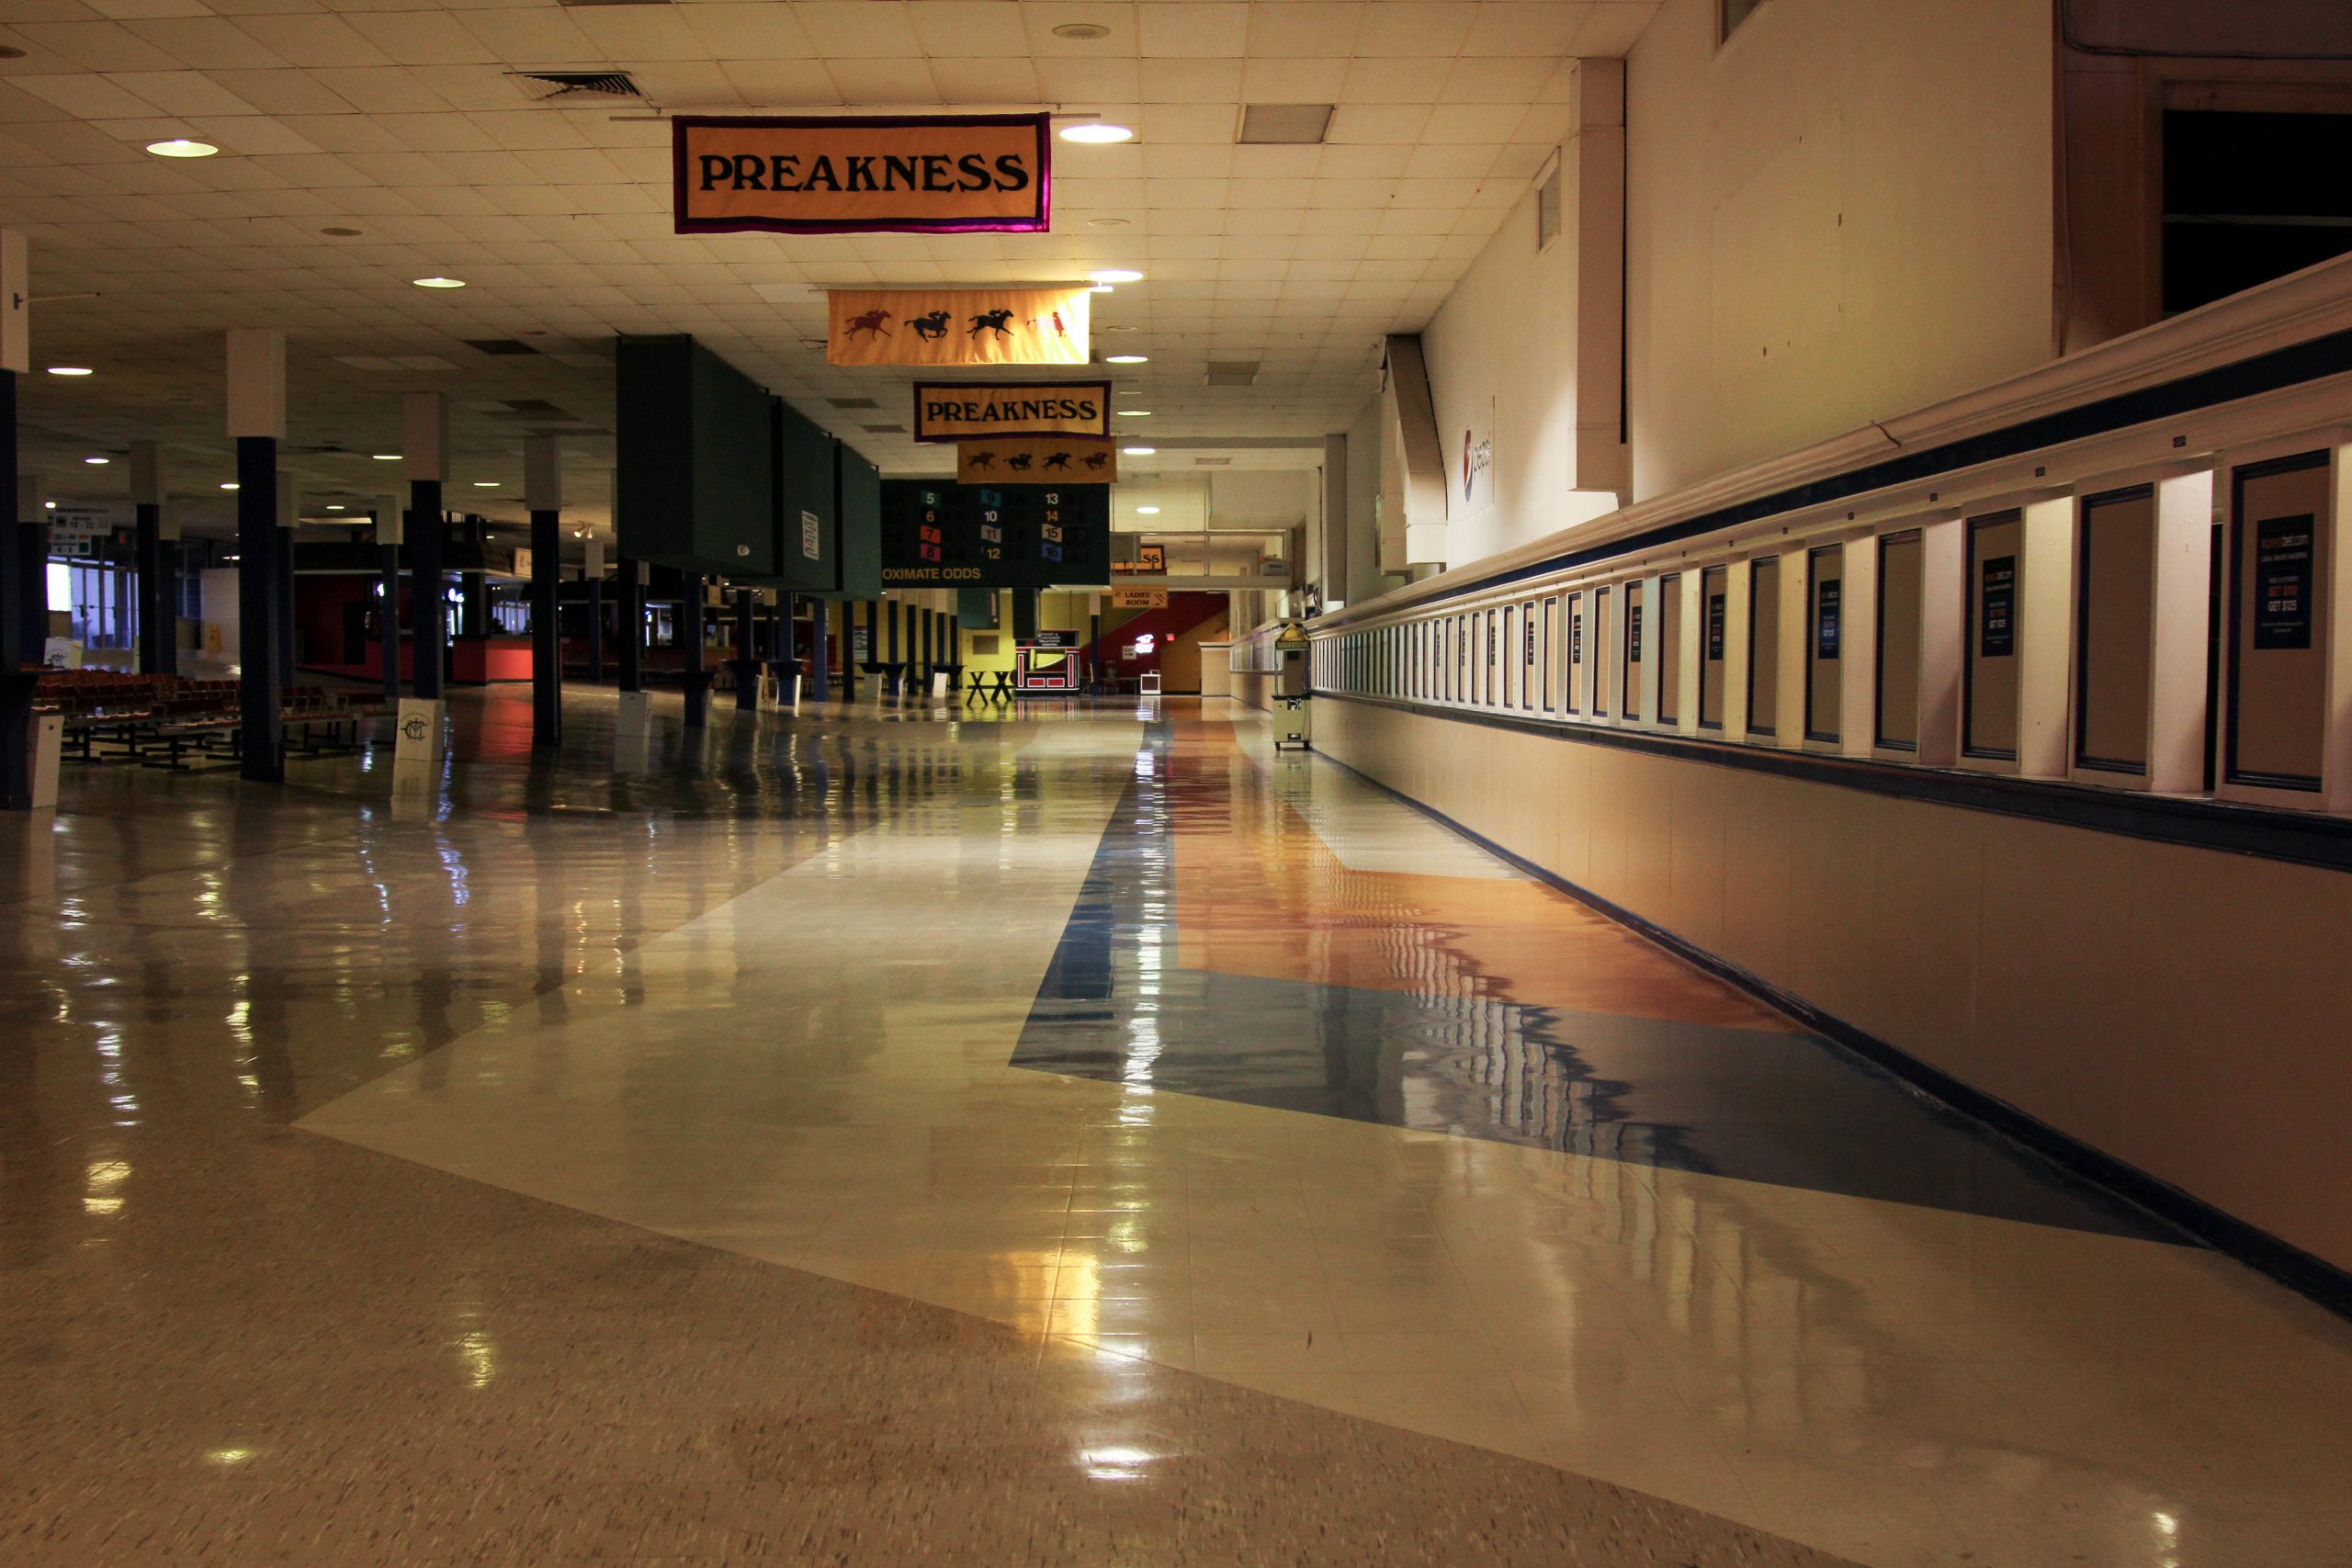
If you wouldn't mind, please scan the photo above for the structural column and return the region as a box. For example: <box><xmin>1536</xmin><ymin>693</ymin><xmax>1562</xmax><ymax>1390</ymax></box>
<box><xmin>583</xmin><ymin>537</ymin><xmax>605</xmax><ymax>683</ymax></box>
<box><xmin>274</xmin><ymin>471</ymin><xmax>298</xmax><ymax>684</ymax></box>
<box><xmin>130</xmin><ymin>441</ymin><xmax>169</xmax><ymax>674</ymax></box>
<box><xmin>227</xmin><ymin>327</ymin><xmax>284</xmax><ymax>782</ymax></box>
<box><xmin>732</xmin><ymin>586</ymin><xmax>758</xmax><ymax>711</ymax></box>
<box><xmin>526</xmin><ymin>434</ymin><xmax>561</xmax><ymax>748</ymax></box>
<box><xmin>369</xmin><ymin>494</ymin><xmax>401</xmax><ymax>704</ymax></box>
<box><xmin>809</xmin><ymin>597</ymin><xmax>830</xmax><ymax>701</ymax></box>
<box><xmin>12</xmin><ymin>471</ymin><xmax>43</xmax><ymax>671</ymax></box>
<box><xmin>404</xmin><ymin>392</ymin><xmax>447</xmax><ymax>701</ymax></box>
<box><xmin>617</xmin><ymin>558</ymin><xmax>643</xmax><ymax>693</ymax></box>
<box><xmin>680</xmin><ymin>577</ymin><xmax>708</xmax><ymax>727</ymax></box>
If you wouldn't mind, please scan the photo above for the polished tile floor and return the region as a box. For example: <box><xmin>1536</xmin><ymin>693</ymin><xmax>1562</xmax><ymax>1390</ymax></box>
<box><xmin>5</xmin><ymin>686</ymin><xmax>2351</xmax><ymax>1565</ymax></box>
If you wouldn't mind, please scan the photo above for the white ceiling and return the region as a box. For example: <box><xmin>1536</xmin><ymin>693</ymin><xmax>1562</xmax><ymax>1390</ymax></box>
<box><xmin>0</xmin><ymin>0</ymin><xmax>1656</xmax><ymax>542</ymax></box>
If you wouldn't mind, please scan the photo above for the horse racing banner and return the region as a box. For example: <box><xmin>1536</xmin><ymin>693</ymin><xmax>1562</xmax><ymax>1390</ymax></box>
<box><xmin>674</xmin><ymin>114</ymin><xmax>1051</xmax><ymax>236</ymax></box>
<box><xmin>956</xmin><ymin>435</ymin><xmax>1117</xmax><ymax>484</ymax></box>
<box><xmin>829</xmin><ymin>287</ymin><xmax>1091</xmax><ymax>367</ymax></box>
<box><xmin>912</xmin><ymin>379</ymin><xmax>1111</xmax><ymax>444</ymax></box>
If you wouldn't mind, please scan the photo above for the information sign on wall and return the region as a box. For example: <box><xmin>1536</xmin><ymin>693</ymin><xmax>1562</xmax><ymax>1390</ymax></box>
<box><xmin>1979</xmin><ymin>556</ymin><xmax>2017</xmax><ymax>658</ymax></box>
<box><xmin>1628</xmin><ymin>605</ymin><xmax>1643</xmax><ymax>662</ymax></box>
<box><xmin>910</xmin><ymin>379</ymin><xmax>1109</xmax><ymax>440</ymax></box>
<box><xmin>1112</xmin><ymin>542</ymin><xmax>1166</xmax><ymax>576</ymax></box>
<box><xmin>832</xmin><ymin>289</ymin><xmax>1091</xmax><ymax>367</ymax></box>
<box><xmin>1706</xmin><ymin>593</ymin><xmax>1725</xmax><ymax>660</ymax></box>
<box><xmin>2254</xmin><ymin>514</ymin><xmax>2315</xmax><ymax>650</ymax></box>
<box><xmin>1815</xmin><ymin>579</ymin><xmax>1842</xmax><ymax>659</ymax></box>
<box><xmin>674</xmin><ymin>114</ymin><xmax>1050</xmax><ymax>236</ymax></box>
<box><xmin>1111</xmin><ymin>588</ymin><xmax>1167</xmax><ymax>609</ymax></box>
<box><xmin>46</xmin><ymin>504</ymin><xmax>112</xmax><ymax>558</ymax></box>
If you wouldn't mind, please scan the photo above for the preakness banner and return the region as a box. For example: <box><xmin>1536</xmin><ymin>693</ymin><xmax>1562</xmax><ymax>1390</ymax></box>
<box><xmin>673</xmin><ymin>114</ymin><xmax>1051</xmax><ymax>236</ymax></box>
<box><xmin>956</xmin><ymin>435</ymin><xmax>1117</xmax><ymax>483</ymax></box>
<box><xmin>830</xmin><ymin>287</ymin><xmax>1091</xmax><ymax>367</ymax></box>
<box><xmin>912</xmin><ymin>380</ymin><xmax>1111</xmax><ymax>443</ymax></box>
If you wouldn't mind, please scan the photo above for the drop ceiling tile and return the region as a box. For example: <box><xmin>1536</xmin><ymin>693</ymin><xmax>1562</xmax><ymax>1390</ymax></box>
<box><xmin>1440</xmin><ymin>54</ymin><xmax>1558</xmax><ymax>104</ymax></box>
<box><xmin>1140</xmin><ymin>56</ymin><xmax>1241</xmax><ymax>102</ymax></box>
<box><xmin>792</xmin><ymin>2</ymin><xmax>926</xmax><ymax>59</ymax></box>
<box><xmin>204</xmin><ymin>70</ymin><xmax>358</xmax><ymax>117</ymax></box>
<box><xmin>826</xmin><ymin>60</ymin><xmax>943</xmax><ymax>104</ymax></box>
<box><xmin>1135</xmin><ymin>101</ymin><xmax>1228</xmax><ymax>142</ymax></box>
<box><xmin>927</xmin><ymin>57</ymin><xmax>1040</xmax><ymax>103</ymax></box>
<box><xmin>1236</xmin><ymin>54</ymin><xmax>1345</xmax><ymax>103</ymax></box>
<box><xmin>1034</xmin><ymin>54</ymin><xmax>1140</xmax><ymax>101</ymax></box>
<box><xmin>1324</xmin><ymin>102</ymin><xmax>1427</xmax><ymax>144</ymax></box>
<box><xmin>306</xmin><ymin>66</ymin><xmax>451</xmax><ymax>114</ymax></box>
<box><xmin>1419</xmin><ymin>102</ymin><xmax>1523</xmax><ymax>143</ymax></box>
<box><xmin>1574</xmin><ymin>2</ymin><xmax>1657</xmax><ymax>53</ymax></box>
<box><xmin>1136</xmin><ymin>1</ymin><xmax>1246</xmax><ymax>58</ymax></box>
<box><xmin>714</xmin><ymin>59</ymin><xmax>839</xmax><ymax>106</ymax></box>
<box><xmin>7</xmin><ymin>20</ymin><xmax>190</xmax><ymax>73</ymax></box>
<box><xmin>1240</xmin><ymin>1</ymin><xmax>1362</xmax><ymax>56</ymax></box>
<box><xmin>453</xmin><ymin>6</ymin><xmax>602</xmax><ymax>65</ymax></box>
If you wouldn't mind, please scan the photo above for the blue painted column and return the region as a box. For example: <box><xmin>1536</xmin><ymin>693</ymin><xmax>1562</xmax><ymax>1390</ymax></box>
<box><xmin>225</xmin><ymin>328</ymin><xmax>285</xmax><ymax>783</ymax></box>
<box><xmin>375</xmin><ymin>491</ymin><xmax>401</xmax><ymax>705</ymax></box>
<box><xmin>526</xmin><ymin>435</ymin><xmax>561</xmax><ymax>748</ymax></box>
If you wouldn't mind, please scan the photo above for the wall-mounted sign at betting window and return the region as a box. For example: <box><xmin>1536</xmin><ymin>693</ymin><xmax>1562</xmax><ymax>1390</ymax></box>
<box><xmin>673</xmin><ymin>114</ymin><xmax>1051</xmax><ymax>236</ymax></box>
<box><xmin>1979</xmin><ymin>555</ymin><xmax>2017</xmax><ymax>658</ymax></box>
<box><xmin>911</xmin><ymin>379</ymin><xmax>1110</xmax><ymax>442</ymax></box>
<box><xmin>2255</xmin><ymin>514</ymin><xmax>2315</xmax><ymax>649</ymax></box>
<box><xmin>831</xmin><ymin>287</ymin><xmax>1090</xmax><ymax>367</ymax></box>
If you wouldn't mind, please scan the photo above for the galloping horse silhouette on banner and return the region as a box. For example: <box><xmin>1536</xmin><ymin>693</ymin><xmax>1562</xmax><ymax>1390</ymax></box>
<box><xmin>843</xmin><ymin>309</ymin><xmax>892</xmax><ymax>339</ymax></box>
<box><xmin>909</xmin><ymin>310</ymin><xmax>952</xmax><ymax>341</ymax></box>
<box><xmin>968</xmin><ymin>309</ymin><xmax>1018</xmax><ymax>341</ymax></box>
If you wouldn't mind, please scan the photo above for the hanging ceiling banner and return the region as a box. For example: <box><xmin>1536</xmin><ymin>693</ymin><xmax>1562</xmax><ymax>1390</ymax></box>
<box><xmin>912</xmin><ymin>379</ymin><xmax>1112</xmax><ymax>443</ymax></box>
<box><xmin>829</xmin><ymin>286</ymin><xmax>1091</xmax><ymax>367</ymax></box>
<box><xmin>673</xmin><ymin>113</ymin><xmax>1051</xmax><ymax>236</ymax></box>
<box><xmin>956</xmin><ymin>435</ymin><xmax>1117</xmax><ymax>484</ymax></box>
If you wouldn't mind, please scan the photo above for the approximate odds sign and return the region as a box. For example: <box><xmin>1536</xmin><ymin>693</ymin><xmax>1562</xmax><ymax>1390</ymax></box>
<box><xmin>911</xmin><ymin>379</ymin><xmax>1109</xmax><ymax>441</ymax></box>
<box><xmin>674</xmin><ymin>114</ymin><xmax>1051</xmax><ymax>236</ymax></box>
<box><xmin>879</xmin><ymin>479</ymin><xmax>1109</xmax><ymax>589</ymax></box>
<box><xmin>956</xmin><ymin>435</ymin><xmax>1115</xmax><ymax>483</ymax></box>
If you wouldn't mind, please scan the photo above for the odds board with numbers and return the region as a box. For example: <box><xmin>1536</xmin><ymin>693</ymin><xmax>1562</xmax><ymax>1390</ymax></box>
<box><xmin>879</xmin><ymin>479</ymin><xmax>1110</xmax><ymax>588</ymax></box>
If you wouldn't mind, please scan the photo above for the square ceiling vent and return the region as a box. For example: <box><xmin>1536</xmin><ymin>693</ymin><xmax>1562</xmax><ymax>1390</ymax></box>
<box><xmin>1237</xmin><ymin>105</ymin><xmax>1333</xmax><ymax>145</ymax></box>
<box><xmin>1204</xmin><ymin>360</ymin><xmax>1261</xmax><ymax>386</ymax></box>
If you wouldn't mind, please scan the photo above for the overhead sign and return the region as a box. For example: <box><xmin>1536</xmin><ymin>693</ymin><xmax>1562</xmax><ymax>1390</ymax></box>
<box><xmin>831</xmin><ymin>287</ymin><xmax>1091</xmax><ymax>367</ymax></box>
<box><xmin>911</xmin><ymin>379</ymin><xmax>1109</xmax><ymax>443</ymax></box>
<box><xmin>1113</xmin><ymin>542</ymin><xmax>1165</xmax><ymax>576</ymax></box>
<box><xmin>46</xmin><ymin>504</ymin><xmax>113</xmax><ymax>558</ymax></box>
<box><xmin>673</xmin><ymin>113</ymin><xmax>1051</xmax><ymax>236</ymax></box>
<box><xmin>956</xmin><ymin>436</ymin><xmax>1115</xmax><ymax>484</ymax></box>
<box><xmin>1274</xmin><ymin>622</ymin><xmax>1312</xmax><ymax>649</ymax></box>
<box><xmin>1110</xmin><ymin>589</ymin><xmax>1167</xmax><ymax>609</ymax></box>
<box><xmin>880</xmin><ymin>480</ymin><xmax>1110</xmax><ymax>588</ymax></box>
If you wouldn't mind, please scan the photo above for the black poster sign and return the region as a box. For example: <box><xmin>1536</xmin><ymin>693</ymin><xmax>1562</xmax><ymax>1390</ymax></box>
<box><xmin>879</xmin><ymin>479</ymin><xmax>1108</xmax><ymax>588</ymax></box>
<box><xmin>1025</xmin><ymin>629</ymin><xmax>1077</xmax><ymax>649</ymax></box>
<box><xmin>1523</xmin><ymin>618</ymin><xmax>1535</xmax><ymax>664</ymax></box>
<box><xmin>1705</xmin><ymin>594</ymin><xmax>1726</xmax><ymax>660</ymax></box>
<box><xmin>1628</xmin><ymin>604</ymin><xmax>1643</xmax><ymax>662</ymax></box>
<box><xmin>1815</xmin><ymin>579</ymin><xmax>1841</xmax><ymax>660</ymax></box>
<box><xmin>2254</xmin><ymin>514</ymin><xmax>2315</xmax><ymax>650</ymax></box>
<box><xmin>1979</xmin><ymin>555</ymin><xmax>2016</xmax><ymax>658</ymax></box>
<box><xmin>1570</xmin><ymin>608</ymin><xmax>1583</xmax><ymax>662</ymax></box>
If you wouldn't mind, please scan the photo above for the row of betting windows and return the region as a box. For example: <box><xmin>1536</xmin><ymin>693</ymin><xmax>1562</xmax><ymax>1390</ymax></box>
<box><xmin>1311</xmin><ymin>443</ymin><xmax>2345</xmax><ymax>808</ymax></box>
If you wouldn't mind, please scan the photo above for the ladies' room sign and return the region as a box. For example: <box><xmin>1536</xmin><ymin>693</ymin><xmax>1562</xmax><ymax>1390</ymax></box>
<box><xmin>673</xmin><ymin>113</ymin><xmax>1051</xmax><ymax>236</ymax></box>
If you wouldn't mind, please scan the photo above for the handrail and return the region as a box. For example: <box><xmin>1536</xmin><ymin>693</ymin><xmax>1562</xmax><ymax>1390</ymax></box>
<box><xmin>1312</xmin><ymin>249</ymin><xmax>2352</xmax><ymax>632</ymax></box>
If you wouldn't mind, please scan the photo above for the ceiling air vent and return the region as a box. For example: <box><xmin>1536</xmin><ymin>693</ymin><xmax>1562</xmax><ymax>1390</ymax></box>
<box><xmin>862</xmin><ymin>423</ymin><xmax>908</xmax><ymax>434</ymax></box>
<box><xmin>827</xmin><ymin>397</ymin><xmax>880</xmax><ymax>410</ymax></box>
<box><xmin>1193</xmin><ymin>457</ymin><xmax>1233</xmax><ymax>467</ymax></box>
<box><xmin>1237</xmin><ymin>104</ymin><xmax>1333</xmax><ymax>145</ymax></box>
<box><xmin>462</xmin><ymin>338</ymin><xmax>540</xmax><ymax>356</ymax></box>
<box><xmin>1204</xmin><ymin>360</ymin><xmax>1261</xmax><ymax>387</ymax></box>
<box><xmin>510</xmin><ymin>70</ymin><xmax>645</xmax><ymax>102</ymax></box>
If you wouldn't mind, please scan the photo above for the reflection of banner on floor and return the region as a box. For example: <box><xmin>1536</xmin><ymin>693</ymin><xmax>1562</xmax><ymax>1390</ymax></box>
<box><xmin>912</xmin><ymin>378</ymin><xmax>1110</xmax><ymax>442</ymax></box>
<box><xmin>830</xmin><ymin>287</ymin><xmax>1090</xmax><ymax>367</ymax></box>
<box><xmin>956</xmin><ymin>435</ymin><xmax>1115</xmax><ymax>483</ymax></box>
<box><xmin>673</xmin><ymin>114</ymin><xmax>1050</xmax><ymax>236</ymax></box>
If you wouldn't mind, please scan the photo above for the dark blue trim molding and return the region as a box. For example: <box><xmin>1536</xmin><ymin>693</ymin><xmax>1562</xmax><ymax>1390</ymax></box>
<box><xmin>1304</xmin><ymin>708</ymin><xmax>2352</xmax><ymax>1323</ymax></box>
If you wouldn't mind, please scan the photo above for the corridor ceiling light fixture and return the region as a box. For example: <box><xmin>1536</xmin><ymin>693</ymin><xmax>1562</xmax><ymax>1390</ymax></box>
<box><xmin>1051</xmin><ymin>21</ymin><xmax>1112</xmax><ymax>39</ymax></box>
<box><xmin>1088</xmin><ymin>268</ymin><xmax>1143</xmax><ymax>284</ymax></box>
<box><xmin>1091</xmin><ymin>285</ymin><xmax>1114</xmax><ymax>294</ymax></box>
<box><xmin>46</xmin><ymin>366</ymin><xmax>92</xmax><ymax>377</ymax></box>
<box><xmin>1136</xmin><ymin>505</ymin><xmax>1160</xmax><ymax>513</ymax></box>
<box><xmin>1088</xmin><ymin>217</ymin><xmax>1131</xmax><ymax>228</ymax></box>
<box><xmin>412</xmin><ymin>276</ymin><xmax>466</xmax><ymax>288</ymax></box>
<box><xmin>1123</xmin><ymin>446</ymin><xmax>1156</xmax><ymax>455</ymax></box>
<box><xmin>43</xmin><ymin>501</ymin><xmax>54</xmax><ymax>509</ymax></box>
<box><xmin>325</xmin><ymin>503</ymin><xmax>345</xmax><ymax>511</ymax></box>
<box><xmin>472</xmin><ymin>480</ymin><xmax>499</xmax><ymax>487</ymax></box>
<box><xmin>84</xmin><ymin>457</ymin><xmax>107</xmax><ymax>465</ymax></box>
<box><xmin>219</xmin><ymin>482</ymin><xmax>238</xmax><ymax>491</ymax></box>
<box><xmin>145</xmin><ymin>138</ymin><xmax>218</xmax><ymax>159</ymax></box>
<box><xmin>1105</xmin><ymin>354</ymin><xmax>1148</xmax><ymax>364</ymax></box>
<box><xmin>371</xmin><ymin>453</ymin><xmax>400</xmax><ymax>460</ymax></box>
<box><xmin>1059</xmin><ymin>123</ymin><xmax>1133</xmax><ymax>145</ymax></box>
<box><xmin>1116</xmin><ymin>409</ymin><xmax>1151</xmax><ymax>416</ymax></box>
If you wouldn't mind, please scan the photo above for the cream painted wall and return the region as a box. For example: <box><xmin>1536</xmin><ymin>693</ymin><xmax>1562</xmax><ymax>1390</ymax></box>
<box><xmin>1315</xmin><ymin>699</ymin><xmax>2352</xmax><ymax>1278</ymax></box>
<box><xmin>1419</xmin><ymin>181</ymin><xmax>1583</xmax><ymax>567</ymax></box>
<box><xmin>1624</xmin><ymin>0</ymin><xmax>2055</xmax><ymax>499</ymax></box>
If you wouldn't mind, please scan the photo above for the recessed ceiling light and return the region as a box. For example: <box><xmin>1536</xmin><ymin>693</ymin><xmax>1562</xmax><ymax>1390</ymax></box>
<box><xmin>1123</xmin><ymin>446</ymin><xmax>1156</xmax><ymax>455</ymax></box>
<box><xmin>372</xmin><ymin>453</ymin><xmax>401</xmax><ymax>460</ymax></box>
<box><xmin>42</xmin><ymin>501</ymin><xmax>54</xmax><ymax>509</ymax></box>
<box><xmin>220</xmin><ymin>482</ymin><xmax>239</xmax><ymax>491</ymax></box>
<box><xmin>145</xmin><ymin>138</ymin><xmax>218</xmax><ymax>159</ymax></box>
<box><xmin>0</xmin><ymin>46</ymin><xmax>27</xmax><ymax>61</ymax></box>
<box><xmin>46</xmin><ymin>366</ymin><xmax>91</xmax><ymax>377</ymax></box>
<box><xmin>1091</xmin><ymin>285</ymin><xmax>1114</xmax><ymax>294</ymax></box>
<box><xmin>325</xmin><ymin>503</ymin><xmax>345</xmax><ymax>511</ymax></box>
<box><xmin>1088</xmin><ymin>268</ymin><xmax>1143</xmax><ymax>284</ymax></box>
<box><xmin>1105</xmin><ymin>354</ymin><xmax>1148</xmax><ymax>364</ymax></box>
<box><xmin>1102</xmin><ymin>324</ymin><xmax>1136</xmax><ymax>332</ymax></box>
<box><xmin>1088</xmin><ymin>218</ymin><xmax>1131</xmax><ymax>228</ymax></box>
<box><xmin>1059</xmin><ymin>122</ymin><xmax>1133</xmax><ymax>145</ymax></box>
<box><xmin>322</xmin><ymin>226</ymin><xmax>362</xmax><ymax>238</ymax></box>
<box><xmin>1052</xmin><ymin>21</ymin><xmax>1112</xmax><ymax>39</ymax></box>
<box><xmin>412</xmin><ymin>276</ymin><xmax>465</xmax><ymax>289</ymax></box>
<box><xmin>1116</xmin><ymin>409</ymin><xmax>1151</xmax><ymax>416</ymax></box>
<box><xmin>83</xmin><ymin>457</ymin><xmax>107</xmax><ymax>465</ymax></box>
<box><xmin>472</xmin><ymin>480</ymin><xmax>499</xmax><ymax>487</ymax></box>
<box><xmin>1136</xmin><ymin>505</ymin><xmax>1161</xmax><ymax>514</ymax></box>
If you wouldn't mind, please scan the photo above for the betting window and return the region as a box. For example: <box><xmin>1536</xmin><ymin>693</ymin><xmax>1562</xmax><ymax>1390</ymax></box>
<box><xmin>1699</xmin><ymin>566</ymin><xmax>1727</xmax><ymax>729</ymax></box>
<box><xmin>1541</xmin><ymin>595</ymin><xmax>1558</xmax><ymax>713</ymax></box>
<box><xmin>1747</xmin><ymin>557</ymin><xmax>1781</xmax><ymax>737</ymax></box>
<box><xmin>1521</xmin><ymin>599</ymin><xmax>1539</xmax><ymax>711</ymax></box>
<box><xmin>1875</xmin><ymin>531</ymin><xmax>1923</xmax><ymax>751</ymax></box>
<box><xmin>1486</xmin><ymin>607</ymin><xmax>1498</xmax><ymax>705</ymax></box>
<box><xmin>2076</xmin><ymin>486</ymin><xmax>2156</xmax><ymax>775</ymax></box>
<box><xmin>1502</xmin><ymin>604</ymin><xmax>1517</xmax><ymax>708</ymax></box>
<box><xmin>1804</xmin><ymin>545</ymin><xmax>1844</xmax><ymax>744</ymax></box>
<box><xmin>1566</xmin><ymin>592</ymin><xmax>1585</xmax><ymax>714</ymax></box>
<box><xmin>1964</xmin><ymin>511</ymin><xmax>2023</xmax><ymax>761</ymax></box>
<box><xmin>1592</xmin><ymin>586</ymin><xmax>1613</xmax><ymax>717</ymax></box>
<box><xmin>1657</xmin><ymin>575</ymin><xmax>1682</xmax><ymax>726</ymax></box>
<box><xmin>1621</xmin><ymin>580</ymin><xmax>1645</xmax><ymax>720</ymax></box>
<box><xmin>2226</xmin><ymin>452</ymin><xmax>2329</xmax><ymax>791</ymax></box>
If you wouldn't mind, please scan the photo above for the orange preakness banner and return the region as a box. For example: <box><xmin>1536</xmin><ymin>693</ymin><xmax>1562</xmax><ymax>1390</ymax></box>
<box><xmin>913</xmin><ymin>380</ymin><xmax>1110</xmax><ymax>444</ymax></box>
<box><xmin>956</xmin><ymin>435</ymin><xmax>1117</xmax><ymax>484</ymax></box>
<box><xmin>831</xmin><ymin>287</ymin><xmax>1091</xmax><ymax>367</ymax></box>
<box><xmin>673</xmin><ymin>114</ymin><xmax>1051</xmax><ymax>235</ymax></box>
